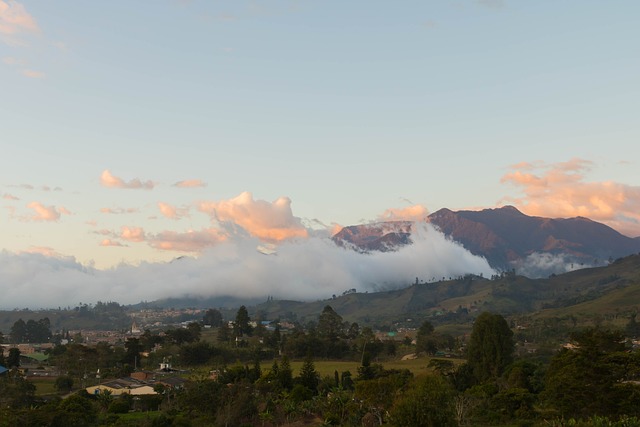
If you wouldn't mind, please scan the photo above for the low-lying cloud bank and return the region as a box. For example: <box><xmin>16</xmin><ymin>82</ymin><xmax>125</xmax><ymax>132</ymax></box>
<box><xmin>0</xmin><ymin>223</ymin><xmax>494</xmax><ymax>309</ymax></box>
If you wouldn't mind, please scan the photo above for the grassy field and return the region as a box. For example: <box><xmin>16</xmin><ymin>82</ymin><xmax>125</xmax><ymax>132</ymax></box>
<box><xmin>286</xmin><ymin>355</ymin><xmax>462</xmax><ymax>378</ymax></box>
<box><xmin>29</xmin><ymin>378</ymin><xmax>58</xmax><ymax>396</ymax></box>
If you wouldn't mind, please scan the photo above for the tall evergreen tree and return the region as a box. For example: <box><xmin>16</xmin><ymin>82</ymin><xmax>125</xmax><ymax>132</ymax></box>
<box><xmin>317</xmin><ymin>305</ymin><xmax>344</xmax><ymax>341</ymax></box>
<box><xmin>234</xmin><ymin>305</ymin><xmax>253</xmax><ymax>337</ymax></box>
<box><xmin>466</xmin><ymin>312</ymin><xmax>514</xmax><ymax>383</ymax></box>
<box><xmin>278</xmin><ymin>356</ymin><xmax>293</xmax><ymax>391</ymax></box>
<box><xmin>298</xmin><ymin>355</ymin><xmax>319</xmax><ymax>393</ymax></box>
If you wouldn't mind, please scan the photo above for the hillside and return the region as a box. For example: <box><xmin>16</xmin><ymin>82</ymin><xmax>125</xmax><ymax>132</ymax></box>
<box><xmin>252</xmin><ymin>254</ymin><xmax>640</xmax><ymax>328</ymax></box>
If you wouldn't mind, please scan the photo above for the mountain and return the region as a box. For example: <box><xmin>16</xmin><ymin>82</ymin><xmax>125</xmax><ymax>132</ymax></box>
<box><xmin>332</xmin><ymin>206</ymin><xmax>640</xmax><ymax>275</ymax></box>
<box><xmin>332</xmin><ymin>221</ymin><xmax>412</xmax><ymax>252</ymax></box>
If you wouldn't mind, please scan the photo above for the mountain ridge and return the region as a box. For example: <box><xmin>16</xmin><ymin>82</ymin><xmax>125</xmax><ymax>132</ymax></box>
<box><xmin>332</xmin><ymin>206</ymin><xmax>640</xmax><ymax>276</ymax></box>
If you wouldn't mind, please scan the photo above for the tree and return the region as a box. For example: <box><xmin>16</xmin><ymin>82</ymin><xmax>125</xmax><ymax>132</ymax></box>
<box><xmin>278</xmin><ymin>356</ymin><xmax>293</xmax><ymax>391</ymax></box>
<box><xmin>203</xmin><ymin>308</ymin><xmax>223</xmax><ymax>327</ymax></box>
<box><xmin>466</xmin><ymin>312</ymin><xmax>514</xmax><ymax>383</ymax></box>
<box><xmin>317</xmin><ymin>305</ymin><xmax>344</xmax><ymax>341</ymax></box>
<box><xmin>10</xmin><ymin>319</ymin><xmax>26</xmax><ymax>343</ymax></box>
<box><xmin>390</xmin><ymin>375</ymin><xmax>456</xmax><ymax>427</ymax></box>
<box><xmin>187</xmin><ymin>321</ymin><xmax>202</xmax><ymax>341</ymax></box>
<box><xmin>416</xmin><ymin>320</ymin><xmax>437</xmax><ymax>355</ymax></box>
<box><xmin>218</xmin><ymin>321</ymin><xmax>232</xmax><ymax>343</ymax></box>
<box><xmin>0</xmin><ymin>369</ymin><xmax>36</xmax><ymax>408</ymax></box>
<box><xmin>234</xmin><ymin>305</ymin><xmax>252</xmax><ymax>337</ymax></box>
<box><xmin>7</xmin><ymin>348</ymin><xmax>21</xmax><ymax>368</ymax></box>
<box><xmin>542</xmin><ymin>327</ymin><xmax>640</xmax><ymax>418</ymax></box>
<box><xmin>123</xmin><ymin>338</ymin><xmax>143</xmax><ymax>367</ymax></box>
<box><xmin>297</xmin><ymin>355</ymin><xmax>319</xmax><ymax>393</ymax></box>
<box><xmin>55</xmin><ymin>375</ymin><xmax>74</xmax><ymax>394</ymax></box>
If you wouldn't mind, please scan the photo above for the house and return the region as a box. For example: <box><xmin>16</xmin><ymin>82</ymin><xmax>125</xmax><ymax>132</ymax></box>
<box><xmin>130</xmin><ymin>370</ymin><xmax>155</xmax><ymax>381</ymax></box>
<box><xmin>86</xmin><ymin>378</ymin><xmax>158</xmax><ymax>396</ymax></box>
<box><xmin>156</xmin><ymin>376</ymin><xmax>187</xmax><ymax>390</ymax></box>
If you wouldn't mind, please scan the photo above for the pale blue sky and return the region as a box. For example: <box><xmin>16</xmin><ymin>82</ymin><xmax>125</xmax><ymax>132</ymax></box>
<box><xmin>1</xmin><ymin>0</ymin><xmax>640</xmax><ymax>269</ymax></box>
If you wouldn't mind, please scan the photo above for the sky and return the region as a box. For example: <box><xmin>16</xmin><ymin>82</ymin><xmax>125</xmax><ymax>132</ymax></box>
<box><xmin>1</xmin><ymin>1</ymin><xmax>639</xmax><ymax>308</ymax></box>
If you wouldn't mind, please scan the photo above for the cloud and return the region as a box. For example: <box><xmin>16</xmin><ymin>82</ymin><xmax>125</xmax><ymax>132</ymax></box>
<box><xmin>378</xmin><ymin>205</ymin><xmax>429</xmax><ymax>222</ymax></box>
<box><xmin>100</xmin><ymin>169</ymin><xmax>155</xmax><ymax>190</ymax></box>
<box><xmin>2</xmin><ymin>193</ymin><xmax>19</xmax><ymax>200</ymax></box>
<box><xmin>501</xmin><ymin>158</ymin><xmax>640</xmax><ymax>237</ymax></box>
<box><xmin>120</xmin><ymin>226</ymin><xmax>146</xmax><ymax>243</ymax></box>
<box><xmin>100</xmin><ymin>207</ymin><xmax>138</xmax><ymax>215</ymax></box>
<box><xmin>197</xmin><ymin>191</ymin><xmax>308</xmax><ymax>242</ymax></box>
<box><xmin>99</xmin><ymin>239</ymin><xmax>127</xmax><ymax>247</ymax></box>
<box><xmin>2</xmin><ymin>55</ymin><xmax>23</xmax><ymax>65</ymax></box>
<box><xmin>158</xmin><ymin>202</ymin><xmax>189</xmax><ymax>220</ymax></box>
<box><xmin>0</xmin><ymin>223</ymin><xmax>495</xmax><ymax>309</ymax></box>
<box><xmin>173</xmin><ymin>179</ymin><xmax>206</xmax><ymax>188</ymax></box>
<box><xmin>0</xmin><ymin>0</ymin><xmax>39</xmax><ymax>45</ymax></box>
<box><xmin>26</xmin><ymin>202</ymin><xmax>70</xmax><ymax>221</ymax></box>
<box><xmin>511</xmin><ymin>252</ymin><xmax>601</xmax><ymax>278</ymax></box>
<box><xmin>22</xmin><ymin>246</ymin><xmax>64</xmax><ymax>258</ymax></box>
<box><xmin>22</xmin><ymin>68</ymin><xmax>44</xmax><ymax>78</ymax></box>
<box><xmin>147</xmin><ymin>228</ymin><xmax>227</xmax><ymax>252</ymax></box>
<box><xmin>477</xmin><ymin>0</ymin><xmax>505</xmax><ymax>9</ymax></box>
<box><xmin>94</xmin><ymin>229</ymin><xmax>113</xmax><ymax>236</ymax></box>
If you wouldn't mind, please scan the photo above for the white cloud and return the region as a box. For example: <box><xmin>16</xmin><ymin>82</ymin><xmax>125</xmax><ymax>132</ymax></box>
<box><xmin>0</xmin><ymin>223</ymin><xmax>495</xmax><ymax>309</ymax></box>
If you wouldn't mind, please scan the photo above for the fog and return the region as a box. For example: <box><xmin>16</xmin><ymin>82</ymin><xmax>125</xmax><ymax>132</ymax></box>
<box><xmin>0</xmin><ymin>223</ymin><xmax>495</xmax><ymax>309</ymax></box>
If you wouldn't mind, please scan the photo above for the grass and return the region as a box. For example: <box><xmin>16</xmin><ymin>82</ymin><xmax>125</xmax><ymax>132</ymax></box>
<box><xmin>286</xmin><ymin>355</ymin><xmax>463</xmax><ymax>378</ymax></box>
<box><xmin>29</xmin><ymin>378</ymin><xmax>58</xmax><ymax>396</ymax></box>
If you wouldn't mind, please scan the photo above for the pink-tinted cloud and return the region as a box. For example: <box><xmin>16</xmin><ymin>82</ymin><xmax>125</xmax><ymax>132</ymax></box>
<box><xmin>158</xmin><ymin>202</ymin><xmax>189</xmax><ymax>220</ymax></box>
<box><xmin>2</xmin><ymin>193</ymin><xmax>19</xmax><ymax>200</ymax></box>
<box><xmin>100</xmin><ymin>207</ymin><xmax>138</xmax><ymax>215</ymax></box>
<box><xmin>99</xmin><ymin>239</ymin><xmax>127</xmax><ymax>247</ymax></box>
<box><xmin>173</xmin><ymin>179</ymin><xmax>206</xmax><ymax>188</ymax></box>
<box><xmin>0</xmin><ymin>1</ymin><xmax>39</xmax><ymax>44</ymax></box>
<box><xmin>148</xmin><ymin>228</ymin><xmax>227</xmax><ymax>252</ymax></box>
<box><xmin>501</xmin><ymin>158</ymin><xmax>640</xmax><ymax>237</ymax></box>
<box><xmin>94</xmin><ymin>229</ymin><xmax>113</xmax><ymax>236</ymax></box>
<box><xmin>198</xmin><ymin>191</ymin><xmax>308</xmax><ymax>242</ymax></box>
<box><xmin>26</xmin><ymin>202</ymin><xmax>70</xmax><ymax>221</ymax></box>
<box><xmin>23</xmin><ymin>246</ymin><xmax>62</xmax><ymax>258</ymax></box>
<box><xmin>2</xmin><ymin>55</ymin><xmax>23</xmax><ymax>65</ymax></box>
<box><xmin>22</xmin><ymin>68</ymin><xmax>44</xmax><ymax>78</ymax></box>
<box><xmin>120</xmin><ymin>226</ymin><xmax>146</xmax><ymax>243</ymax></box>
<box><xmin>378</xmin><ymin>205</ymin><xmax>429</xmax><ymax>222</ymax></box>
<box><xmin>100</xmin><ymin>169</ymin><xmax>155</xmax><ymax>190</ymax></box>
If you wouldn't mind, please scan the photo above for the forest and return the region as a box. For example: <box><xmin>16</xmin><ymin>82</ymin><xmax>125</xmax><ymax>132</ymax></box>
<box><xmin>3</xmin><ymin>304</ymin><xmax>640</xmax><ymax>426</ymax></box>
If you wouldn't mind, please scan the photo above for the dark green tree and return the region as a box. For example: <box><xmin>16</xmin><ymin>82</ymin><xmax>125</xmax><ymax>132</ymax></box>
<box><xmin>298</xmin><ymin>355</ymin><xmax>319</xmax><ymax>393</ymax></box>
<box><xmin>203</xmin><ymin>308</ymin><xmax>223</xmax><ymax>327</ymax></box>
<box><xmin>10</xmin><ymin>319</ymin><xmax>26</xmax><ymax>343</ymax></box>
<box><xmin>626</xmin><ymin>314</ymin><xmax>640</xmax><ymax>338</ymax></box>
<box><xmin>466</xmin><ymin>312</ymin><xmax>514</xmax><ymax>383</ymax></box>
<box><xmin>54</xmin><ymin>375</ymin><xmax>74</xmax><ymax>394</ymax></box>
<box><xmin>218</xmin><ymin>321</ymin><xmax>232</xmax><ymax>343</ymax></box>
<box><xmin>416</xmin><ymin>320</ymin><xmax>437</xmax><ymax>355</ymax></box>
<box><xmin>390</xmin><ymin>374</ymin><xmax>456</xmax><ymax>427</ymax></box>
<box><xmin>123</xmin><ymin>338</ymin><xmax>143</xmax><ymax>366</ymax></box>
<box><xmin>7</xmin><ymin>347</ymin><xmax>21</xmax><ymax>368</ymax></box>
<box><xmin>317</xmin><ymin>305</ymin><xmax>344</xmax><ymax>341</ymax></box>
<box><xmin>0</xmin><ymin>369</ymin><xmax>36</xmax><ymax>408</ymax></box>
<box><xmin>180</xmin><ymin>341</ymin><xmax>216</xmax><ymax>366</ymax></box>
<box><xmin>234</xmin><ymin>305</ymin><xmax>252</xmax><ymax>337</ymax></box>
<box><xmin>278</xmin><ymin>356</ymin><xmax>293</xmax><ymax>391</ymax></box>
<box><xmin>542</xmin><ymin>327</ymin><xmax>640</xmax><ymax>418</ymax></box>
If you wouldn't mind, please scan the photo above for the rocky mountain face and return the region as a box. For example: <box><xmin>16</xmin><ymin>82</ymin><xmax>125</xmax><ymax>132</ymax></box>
<box><xmin>332</xmin><ymin>221</ymin><xmax>413</xmax><ymax>252</ymax></box>
<box><xmin>332</xmin><ymin>206</ymin><xmax>640</xmax><ymax>275</ymax></box>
